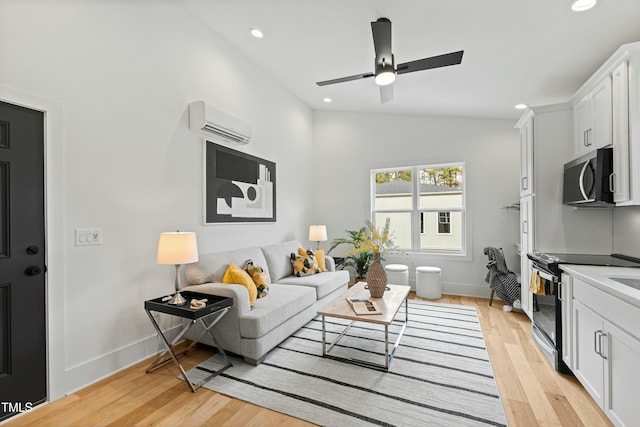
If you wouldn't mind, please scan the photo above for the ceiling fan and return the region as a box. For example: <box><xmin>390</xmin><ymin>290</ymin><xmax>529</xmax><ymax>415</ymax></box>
<box><xmin>316</xmin><ymin>18</ymin><xmax>464</xmax><ymax>103</ymax></box>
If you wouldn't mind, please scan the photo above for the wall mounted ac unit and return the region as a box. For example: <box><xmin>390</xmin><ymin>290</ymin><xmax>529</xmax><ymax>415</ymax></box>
<box><xmin>188</xmin><ymin>100</ymin><xmax>252</xmax><ymax>144</ymax></box>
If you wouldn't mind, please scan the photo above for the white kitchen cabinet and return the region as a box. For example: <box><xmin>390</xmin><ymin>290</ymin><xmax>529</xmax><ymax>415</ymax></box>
<box><xmin>572</xmin><ymin>299</ymin><xmax>605</xmax><ymax>405</ymax></box>
<box><xmin>573</xmin><ymin>76</ymin><xmax>612</xmax><ymax>157</ymax></box>
<box><xmin>611</xmin><ymin>61</ymin><xmax>630</xmax><ymax>203</ymax></box>
<box><xmin>619</xmin><ymin>52</ymin><xmax>640</xmax><ymax>206</ymax></box>
<box><xmin>573</xmin><ymin>300</ymin><xmax>640</xmax><ymax>427</ymax></box>
<box><xmin>560</xmin><ymin>274</ymin><xmax>573</xmax><ymax>370</ymax></box>
<box><xmin>605</xmin><ymin>321</ymin><xmax>640</xmax><ymax>426</ymax></box>
<box><xmin>569</xmin><ymin>273</ymin><xmax>640</xmax><ymax>427</ymax></box>
<box><xmin>519</xmin><ymin>194</ymin><xmax>533</xmax><ymax>318</ymax></box>
<box><xmin>569</xmin><ymin>41</ymin><xmax>640</xmax><ymax>206</ymax></box>
<box><xmin>574</xmin><ymin>95</ymin><xmax>591</xmax><ymax>154</ymax></box>
<box><xmin>519</xmin><ymin>114</ymin><xmax>534</xmax><ymax>197</ymax></box>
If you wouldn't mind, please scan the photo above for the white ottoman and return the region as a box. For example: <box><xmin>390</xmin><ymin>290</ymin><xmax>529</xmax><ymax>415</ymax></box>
<box><xmin>384</xmin><ymin>264</ymin><xmax>409</xmax><ymax>286</ymax></box>
<box><xmin>416</xmin><ymin>266</ymin><xmax>442</xmax><ymax>299</ymax></box>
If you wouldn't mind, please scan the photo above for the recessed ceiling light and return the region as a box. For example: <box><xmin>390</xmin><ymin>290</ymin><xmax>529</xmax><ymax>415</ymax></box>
<box><xmin>515</xmin><ymin>104</ymin><xmax>528</xmax><ymax>110</ymax></box>
<box><xmin>250</xmin><ymin>28</ymin><xmax>264</xmax><ymax>38</ymax></box>
<box><xmin>571</xmin><ymin>0</ymin><xmax>597</xmax><ymax>12</ymax></box>
<box><xmin>323</xmin><ymin>97</ymin><xmax>332</xmax><ymax>103</ymax></box>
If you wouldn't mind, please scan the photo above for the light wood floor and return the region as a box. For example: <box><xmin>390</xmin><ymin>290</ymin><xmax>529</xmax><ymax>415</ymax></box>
<box><xmin>4</xmin><ymin>294</ymin><xmax>612</xmax><ymax>427</ymax></box>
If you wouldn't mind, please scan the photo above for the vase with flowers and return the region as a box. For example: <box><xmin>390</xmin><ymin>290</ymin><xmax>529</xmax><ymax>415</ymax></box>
<box><xmin>359</xmin><ymin>218</ymin><xmax>400</xmax><ymax>297</ymax></box>
<box><xmin>330</xmin><ymin>218</ymin><xmax>399</xmax><ymax>297</ymax></box>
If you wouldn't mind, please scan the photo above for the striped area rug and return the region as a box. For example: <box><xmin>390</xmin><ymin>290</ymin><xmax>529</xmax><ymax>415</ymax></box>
<box><xmin>187</xmin><ymin>300</ymin><xmax>508</xmax><ymax>427</ymax></box>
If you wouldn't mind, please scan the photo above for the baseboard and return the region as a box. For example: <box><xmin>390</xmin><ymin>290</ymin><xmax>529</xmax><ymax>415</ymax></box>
<box><xmin>60</xmin><ymin>324</ymin><xmax>183</xmax><ymax>398</ymax></box>
<box><xmin>407</xmin><ymin>279</ymin><xmax>493</xmax><ymax>299</ymax></box>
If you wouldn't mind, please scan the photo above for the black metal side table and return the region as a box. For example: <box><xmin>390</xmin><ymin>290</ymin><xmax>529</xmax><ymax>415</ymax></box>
<box><xmin>144</xmin><ymin>290</ymin><xmax>233</xmax><ymax>392</ymax></box>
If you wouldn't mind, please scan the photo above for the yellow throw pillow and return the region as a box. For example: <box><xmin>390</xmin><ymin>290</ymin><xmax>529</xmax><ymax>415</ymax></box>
<box><xmin>244</xmin><ymin>259</ymin><xmax>269</xmax><ymax>298</ymax></box>
<box><xmin>222</xmin><ymin>262</ymin><xmax>258</xmax><ymax>307</ymax></box>
<box><xmin>314</xmin><ymin>249</ymin><xmax>327</xmax><ymax>272</ymax></box>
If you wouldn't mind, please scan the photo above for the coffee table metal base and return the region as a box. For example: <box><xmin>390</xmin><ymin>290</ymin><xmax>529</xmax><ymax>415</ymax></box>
<box><xmin>321</xmin><ymin>298</ymin><xmax>408</xmax><ymax>372</ymax></box>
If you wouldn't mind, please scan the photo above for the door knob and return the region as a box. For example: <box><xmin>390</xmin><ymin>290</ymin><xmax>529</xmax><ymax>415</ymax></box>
<box><xmin>24</xmin><ymin>265</ymin><xmax>42</xmax><ymax>276</ymax></box>
<box><xmin>26</xmin><ymin>245</ymin><xmax>40</xmax><ymax>255</ymax></box>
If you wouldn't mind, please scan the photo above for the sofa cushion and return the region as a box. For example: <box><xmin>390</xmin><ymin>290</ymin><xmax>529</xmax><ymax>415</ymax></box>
<box><xmin>185</xmin><ymin>246</ymin><xmax>272</xmax><ymax>286</ymax></box>
<box><xmin>238</xmin><ymin>283</ymin><xmax>315</xmax><ymax>339</ymax></box>
<box><xmin>275</xmin><ymin>270</ymin><xmax>349</xmax><ymax>300</ymax></box>
<box><xmin>260</xmin><ymin>240</ymin><xmax>303</xmax><ymax>282</ymax></box>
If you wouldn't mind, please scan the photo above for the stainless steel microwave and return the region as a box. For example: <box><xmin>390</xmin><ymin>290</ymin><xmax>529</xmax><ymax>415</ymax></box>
<box><xmin>563</xmin><ymin>147</ymin><xmax>613</xmax><ymax>206</ymax></box>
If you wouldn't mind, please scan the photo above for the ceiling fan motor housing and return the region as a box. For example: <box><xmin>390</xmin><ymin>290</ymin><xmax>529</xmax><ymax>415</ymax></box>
<box><xmin>375</xmin><ymin>54</ymin><xmax>396</xmax><ymax>86</ymax></box>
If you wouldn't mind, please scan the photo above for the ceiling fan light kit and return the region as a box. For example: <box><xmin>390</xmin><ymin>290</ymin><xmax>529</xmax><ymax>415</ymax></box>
<box><xmin>316</xmin><ymin>17</ymin><xmax>463</xmax><ymax>103</ymax></box>
<box><xmin>374</xmin><ymin>70</ymin><xmax>396</xmax><ymax>86</ymax></box>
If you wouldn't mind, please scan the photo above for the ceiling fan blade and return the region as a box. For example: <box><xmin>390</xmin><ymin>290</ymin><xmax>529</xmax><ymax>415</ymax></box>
<box><xmin>371</xmin><ymin>18</ymin><xmax>392</xmax><ymax>64</ymax></box>
<box><xmin>316</xmin><ymin>72</ymin><xmax>374</xmax><ymax>86</ymax></box>
<box><xmin>396</xmin><ymin>50</ymin><xmax>464</xmax><ymax>75</ymax></box>
<box><xmin>379</xmin><ymin>84</ymin><xmax>394</xmax><ymax>104</ymax></box>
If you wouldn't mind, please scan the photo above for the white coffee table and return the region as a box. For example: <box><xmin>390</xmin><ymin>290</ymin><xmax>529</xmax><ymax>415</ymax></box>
<box><xmin>317</xmin><ymin>281</ymin><xmax>410</xmax><ymax>371</ymax></box>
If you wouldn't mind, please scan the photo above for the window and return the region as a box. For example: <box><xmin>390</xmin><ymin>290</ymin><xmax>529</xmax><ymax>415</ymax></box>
<box><xmin>371</xmin><ymin>163</ymin><xmax>465</xmax><ymax>254</ymax></box>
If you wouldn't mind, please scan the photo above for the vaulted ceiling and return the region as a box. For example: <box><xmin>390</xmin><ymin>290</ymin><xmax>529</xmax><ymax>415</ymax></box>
<box><xmin>180</xmin><ymin>0</ymin><xmax>640</xmax><ymax>120</ymax></box>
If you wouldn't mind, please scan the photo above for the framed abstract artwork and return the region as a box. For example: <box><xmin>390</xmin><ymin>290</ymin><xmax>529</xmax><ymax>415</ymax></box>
<box><xmin>204</xmin><ymin>142</ymin><xmax>276</xmax><ymax>224</ymax></box>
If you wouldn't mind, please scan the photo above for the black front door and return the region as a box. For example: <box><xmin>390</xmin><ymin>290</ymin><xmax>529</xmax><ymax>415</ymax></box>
<box><xmin>0</xmin><ymin>101</ymin><xmax>46</xmax><ymax>421</ymax></box>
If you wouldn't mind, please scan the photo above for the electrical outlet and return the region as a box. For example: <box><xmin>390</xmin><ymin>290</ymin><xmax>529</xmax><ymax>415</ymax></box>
<box><xmin>75</xmin><ymin>228</ymin><xmax>102</xmax><ymax>246</ymax></box>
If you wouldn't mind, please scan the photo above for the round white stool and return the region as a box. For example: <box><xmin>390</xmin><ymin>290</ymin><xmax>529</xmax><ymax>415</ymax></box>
<box><xmin>384</xmin><ymin>264</ymin><xmax>409</xmax><ymax>286</ymax></box>
<box><xmin>416</xmin><ymin>266</ymin><xmax>442</xmax><ymax>299</ymax></box>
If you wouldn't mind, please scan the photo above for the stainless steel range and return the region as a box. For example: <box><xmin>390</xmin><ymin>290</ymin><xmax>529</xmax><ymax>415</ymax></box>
<box><xmin>526</xmin><ymin>252</ymin><xmax>640</xmax><ymax>374</ymax></box>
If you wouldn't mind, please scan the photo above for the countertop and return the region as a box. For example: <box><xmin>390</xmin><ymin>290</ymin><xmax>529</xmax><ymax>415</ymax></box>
<box><xmin>560</xmin><ymin>264</ymin><xmax>640</xmax><ymax>308</ymax></box>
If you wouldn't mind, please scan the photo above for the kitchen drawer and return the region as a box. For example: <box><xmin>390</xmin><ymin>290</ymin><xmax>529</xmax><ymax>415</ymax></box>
<box><xmin>573</xmin><ymin>277</ymin><xmax>640</xmax><ymax>339</ymax></box>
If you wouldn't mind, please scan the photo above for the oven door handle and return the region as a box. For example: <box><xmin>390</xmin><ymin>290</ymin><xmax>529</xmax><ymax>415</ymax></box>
<box><xmin>557</xmin><ymin>281</ymin><xmax>563</xmax><ymax>301</ymax></box>
<box><xmin>535</xmin><ymin>268</ymin><xmax>557</xmax><ymax>282</ymax></box>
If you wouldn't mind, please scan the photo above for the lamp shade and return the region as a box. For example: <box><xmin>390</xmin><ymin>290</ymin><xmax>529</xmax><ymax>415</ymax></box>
<box><xmin>157</xmin><ymin>232</ymin><xmax>199</xmax><ymax>265</ymax></box>
<box><xmin>308</xmin><ymin>225</ymin><xmax>327</xmax><ymax>242</ymax></box>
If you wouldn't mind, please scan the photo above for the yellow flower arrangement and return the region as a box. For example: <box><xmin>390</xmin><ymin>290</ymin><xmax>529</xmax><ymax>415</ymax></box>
<box><xmin>347</xmin><ymin>218</ymin><xmax>399</xmax><ymax>257</ymax></box>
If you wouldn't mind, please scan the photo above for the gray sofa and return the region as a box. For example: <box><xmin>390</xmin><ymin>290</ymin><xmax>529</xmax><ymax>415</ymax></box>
<box><xmin>182</xmin><ymin>240</ymin><xmax>349</xmax><ymax>364</ymax></box>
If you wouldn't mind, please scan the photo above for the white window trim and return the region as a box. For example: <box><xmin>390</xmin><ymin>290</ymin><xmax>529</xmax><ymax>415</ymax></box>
<box><xmin>370</xmin><ymin>162</ymin><xmax>467</xmax><ymax>257</ymax></box>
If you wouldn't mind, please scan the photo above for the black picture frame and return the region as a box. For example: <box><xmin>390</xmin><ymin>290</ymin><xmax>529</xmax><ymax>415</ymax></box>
<box><xmin>204</xmin><ymin>142</ymin><xmax>276</xmax><ymax>224</ymax></box>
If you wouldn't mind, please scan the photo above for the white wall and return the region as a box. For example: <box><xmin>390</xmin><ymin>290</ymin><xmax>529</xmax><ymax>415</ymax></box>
<box><xmin>0</xmin><ymin>0</ymin><xmax>314</xmax><ymax>399</ymax></box>
<box><xmin>313</xmin><ymin>111</ymin><xmax>521</xmax><ymax>295</ymax></box>
<box><xmin>613</xmin><ymin>207</ymin><xmax>640</xmax><ymax>256</ymax></box>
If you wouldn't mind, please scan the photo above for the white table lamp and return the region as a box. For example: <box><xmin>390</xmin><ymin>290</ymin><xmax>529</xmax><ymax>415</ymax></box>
<box><xmin>157</xmin><ymin>231</ymin><xmax>199</xmax><ymax>305</ymax></box>
<box><xmin>308</xmin><ymin>225</ymin><xmax>327</xmax><ymax>250</ymax></box>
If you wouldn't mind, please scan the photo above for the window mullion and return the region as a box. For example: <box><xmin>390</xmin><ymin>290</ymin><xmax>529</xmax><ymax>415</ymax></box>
<box><xmin>412</xmin><ymin>167</ymin><xmax>419</xmax><ymax>251</ymax></box>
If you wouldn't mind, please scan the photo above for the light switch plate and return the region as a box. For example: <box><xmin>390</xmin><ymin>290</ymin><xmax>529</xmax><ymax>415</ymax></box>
<box><xmin>75</xmin><ymin>228</ymin><xmax>102</xmax><ymax>246</ymax></box>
